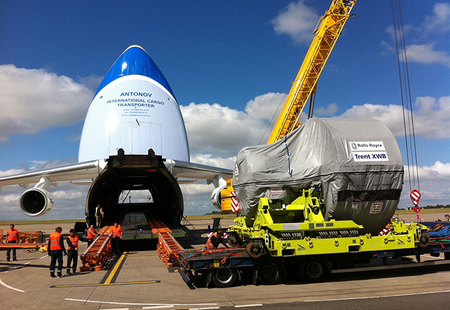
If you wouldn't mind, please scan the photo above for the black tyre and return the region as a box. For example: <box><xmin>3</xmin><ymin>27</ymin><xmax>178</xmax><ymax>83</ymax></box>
<box><xmin>419</xmin><ymin>232</ymin><xmax>430</xmax><ymax>247</ymax></box>
<box><xmin>258</xmin><ymin>264</ymin><xmax>282</xmax><ymax>285</ymax></box>
<box><xmin>246</xmin><ymin>242</ymin><xmax>263</xmax><ymax>258</ymax></box>
<box><xmin>211</xmin><ymin>268</ymin><xmax>238</xmax><ymax>288</ymax></box>
<box><xmin>303</xmin><ymin>261</ymin><xmax>328</xmax><ymax>282</ymax></box>
<box><xmin>228</xmin><ymin>232</ymin><xmax>242</xmax><ymax>246</ymax></box>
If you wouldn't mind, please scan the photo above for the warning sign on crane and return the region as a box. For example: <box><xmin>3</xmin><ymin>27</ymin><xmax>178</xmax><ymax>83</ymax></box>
<box><xmin>410</xmin><ymin>189</ymin><xmax>421</xmax><ymax>205</ymax></box>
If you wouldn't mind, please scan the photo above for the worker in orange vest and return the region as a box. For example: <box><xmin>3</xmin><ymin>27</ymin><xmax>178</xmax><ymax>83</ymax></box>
<box><xmin>111</xmin><ymin>223</ymin><xmax>122</xmax><ymax>254</ymax></box>
<box><xmin>87</xmin><ymin>225</ymin><xmax>97</xmax><ymax>246</ymax></box>
<box><xmin>6</xmin><ymin>224</ymin><xmax>19</xmax><ymax>261</ymax></box>
<box><xmin>48</xmin><ymin>226</ymin><xmax>67</xmax><ymax>278</ymax></box>
<box><xmin>66</xmin><ymin>229</ymin><xmax>79</xmax><ymax>275</ymax></box>
<box><xmin>205</xmin><ymin>229</ymin><xmax>229</xmax><ymax>250</ymax></box>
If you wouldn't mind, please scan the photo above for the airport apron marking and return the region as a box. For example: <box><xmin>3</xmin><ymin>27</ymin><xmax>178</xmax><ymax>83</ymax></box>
<box><xmin>51</xmin><ymin>251</ymin><xmax>160</xmax><ymax>288</ymax></box>
<box><xmin>64</xmin><ymin>298</ymin><xmax>218</xmax><ymax>307</ymax></box>
<box><xmin>0</xmin><ymin>277</ymin><xmax>25</xmax><ymax>293</ymax></box>
<box><xmin>104</xmin><ymin>251</ymin><xmax>127</xmax><ymax>284</ymax></box>
<box><xmin>51</xmin><ymin>280</ymin><xmax>161</xmax><ymax>288</ymax></box>
<box><xmin>303</xmin><ymin>289</ymin><xmax>450</xmax><ymax>303</ymax></box>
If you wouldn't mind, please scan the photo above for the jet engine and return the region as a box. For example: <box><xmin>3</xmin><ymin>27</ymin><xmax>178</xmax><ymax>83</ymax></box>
<box><xmin>211</xmin><ymin>184</ymin><xmax>227</xmax><ymax>211</ymax></box>
<box><xmin>19</xmin><ymin>188</ymin><xmax>54</xmax><ymax>217</ymax></box>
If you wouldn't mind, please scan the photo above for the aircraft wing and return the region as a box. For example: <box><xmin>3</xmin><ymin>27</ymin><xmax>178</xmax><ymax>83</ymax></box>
<box><xmin>0</xmin><ymin>158</ymin><xmax>232</xmax><ymax>188</ymax></box>
<box><xmin>0</xmin><ymin>160</ymin><xmax>105</xmax><ymax>189</ymax></box>
<box><xmin>165</xmin><ymin>159</ymin><xmax>233</xmax><ymax>180</ymax></box>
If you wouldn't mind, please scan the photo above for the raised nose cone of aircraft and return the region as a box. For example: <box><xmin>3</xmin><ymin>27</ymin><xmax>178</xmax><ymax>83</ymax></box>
<box><xmin>95</xmin><ymin>45</ymin><xmax>174</xmax><ymax>97</ymax></box>
<box><xmin>78</xmin><ymin>44</ymin><xmax>189</xmax><ymax>163</ymax></box>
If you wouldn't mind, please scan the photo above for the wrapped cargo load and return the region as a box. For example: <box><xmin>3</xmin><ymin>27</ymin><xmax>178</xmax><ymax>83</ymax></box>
<box><xmin>233</xmin><ymin>118</ymin><xmax>404</xmax><ymax>234</ymax></box>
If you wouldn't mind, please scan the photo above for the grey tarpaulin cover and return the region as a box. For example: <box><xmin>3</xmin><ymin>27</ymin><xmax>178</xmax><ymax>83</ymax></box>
<box><xmin>233</xmin><ymin>118</ymin><xmax>404</xmax><ymax>234</ymax></box>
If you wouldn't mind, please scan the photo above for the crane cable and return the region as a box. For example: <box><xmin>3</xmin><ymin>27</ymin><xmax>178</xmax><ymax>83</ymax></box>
<box><xmin>258</xmin><ymin>92</ymin><xmax>288</xmax><ymax>145</ymax></box>
<box><xmin>390</xmin><ymin>0</ymin><xmax>420</xmax><ymax>194</ymax></box>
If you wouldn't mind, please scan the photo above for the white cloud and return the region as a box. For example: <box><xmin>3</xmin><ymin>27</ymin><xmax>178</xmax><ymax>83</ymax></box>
<box><xmin>180</xmin><ymin>102</ymin><xmax>269</xmax><ymax>157</ymax></box>
<box><xmin>271</xmin><ymin>0</ymin><xmax>319</xmax><ymax>44</ymax></box>
<box><xmin>339</xmin><ymin>103</ymin><xmax>405</xmax><ymax>134</ymax></box>
<box><xmin>245</xmin><ymin>92</ymin><xmax>286</xmax><ymax>121</ymax></box>
<box><xmin>51</xmin><ymin>190</ymin><xmax>85</xmax><ymax>200</ymax></box>
<box><xmin>0</xmin><ymin>168</ymin><xmax>25</xmax><ymax>177</ymax></box>
<box><xmin>316</xmin><ymin>103</ymin><xmax>338</xmax><ymax>116</ymax></box>
<box><xmin>190</xmin><ymin>153</ymin><xmax>235</xmax><ymax>170</ymax></box>
<box><xmin>0</xmin><ymin>193</ymin><xmax>20</xmax><ymax>204</ymax></box>
<box><xmin>0</xmin><ymin>65</ymin><xmax>94</xmax><ymax>143</ymax></box>
<box><xmin>180</xmin><ymin>182</ymin><xmax>214</xmax><ymax>196</ymax></box>
<box><xmin>405</xmin><ymin>44</ymin><xmax>450</xmax><ymax>67</ymax></box>
<box><xmin>339</xmin><ymin>96</ymin><xmax>450</xmax><ymax>139</ymax></box>
<box><xmin>416</xmin><ymin>161</ymin><xmax>450</xmax><ymax>179</ymax></box>
<box><xmin>423</xmin><ymin>2</ymin><xmax>450</xmax><ymax>33</ymax></box>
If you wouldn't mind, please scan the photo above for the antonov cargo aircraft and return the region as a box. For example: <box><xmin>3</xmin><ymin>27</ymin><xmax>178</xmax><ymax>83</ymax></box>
<box><xmin>0</xmin><ymin>45</ymin><xmax>232</xmax><ymax>227</ymax></box>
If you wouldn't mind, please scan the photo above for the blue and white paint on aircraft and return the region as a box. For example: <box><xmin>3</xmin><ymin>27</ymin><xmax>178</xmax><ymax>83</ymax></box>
<box><xmin>79</xmin><ymin>45</ymin><xmax>189</xmax><ymax>163</ymax></box>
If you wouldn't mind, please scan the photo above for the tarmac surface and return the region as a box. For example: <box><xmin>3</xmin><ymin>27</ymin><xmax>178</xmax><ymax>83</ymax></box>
<box><xmin>1</xmin><ymin>212</ymin><xmax>450</xmax><ymax>310</ymax></box>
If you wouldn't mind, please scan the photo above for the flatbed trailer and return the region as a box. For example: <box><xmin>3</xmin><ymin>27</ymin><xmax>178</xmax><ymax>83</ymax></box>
<box><xmin>178</xmin><ymin>239</ymin><xmax>450</xmax><ymax>288</ymax></box>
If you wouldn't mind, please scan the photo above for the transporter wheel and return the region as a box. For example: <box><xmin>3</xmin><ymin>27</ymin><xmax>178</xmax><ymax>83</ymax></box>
<box><xmin>246</xmin><ymin>242</ymin><xmax>264</xmax><ymax>258</ymax></box>
<box><xmin>211</xmin><ymin>268</ymin><xmax>238</xmax><ymax>288</ymax></box>
<box><xmin>228</xmin><ymin>232</ymin><xmax>243</xmax><ymax>246</ymax></box>
<box><xmin>303</xmin><ymin>261</ymin><xmax>328</xmax><ymax>282</ymax></box>
<box><xmin>419</xmin><ymin>232</ymin><xmax>430</xmax><ymax>247</ymax></box>
<box><xmin>258</xmin><ymin>264</ymin><xmax>282</xmax><ymax>285</ymax></box>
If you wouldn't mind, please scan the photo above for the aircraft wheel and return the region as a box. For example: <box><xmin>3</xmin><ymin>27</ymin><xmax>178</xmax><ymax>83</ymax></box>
<box><xmin>303</xmin><ymin>261</ymin><xmax>328</xmax><ymax>282</ymax></box>
<box><xmin>246</xmin><ymin>242</ymin><xmax>263</xmax><ymax>258</ymax></box>
<box><xmin>258</xmin><ymin>264</ymin><xmax>282</xmax><ymax>285</ymax></box>
<box><xmin>211</xmin><ymin>268</ymin><xmax>238</xmax><ymax>288</ymax></box>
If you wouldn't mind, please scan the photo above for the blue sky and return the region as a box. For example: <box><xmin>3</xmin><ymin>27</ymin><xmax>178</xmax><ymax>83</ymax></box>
<box><xmin>0</xmin><ymin>1</ymin><xmax>449</xmax><ymax>220</ymax></box>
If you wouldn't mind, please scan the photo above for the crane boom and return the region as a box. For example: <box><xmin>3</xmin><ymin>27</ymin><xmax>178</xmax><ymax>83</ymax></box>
<box><xmin>267</xmin><ymin>0</ymin><xmax>356</xmax><ymax>144</ymax></box>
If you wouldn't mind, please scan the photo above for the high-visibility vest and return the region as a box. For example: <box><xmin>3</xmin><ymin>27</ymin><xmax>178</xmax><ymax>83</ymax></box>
<box><xmin>50</xmin><ymin>232</ymin><xmax>62</xmax><ymax>251</ymax></box>
<box><xmin>87</xmin><ymin>227</ymin><xmax>96</xmax><ymax>239</ymax></box>
<box><xmin>68</xmin><ymin>235</ymin><xmax>79</xmax><ymax>250</ymax></box>
<box><xmin>7</xmin><ymin>229</ymin><xmax>18</xmax><ymax>242</ymax></box>
<box><xmin>206</xmin><ymin>232</ymin><xmax>218</xmax><ymax>249</ymax></box>
<box><xmin>112</xmin><ymin>226</ymin><xmax>122</xmax><ymax>238</ymax></box>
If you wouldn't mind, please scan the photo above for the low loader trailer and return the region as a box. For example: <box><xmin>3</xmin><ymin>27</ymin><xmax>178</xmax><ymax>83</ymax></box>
<box><xmin>178</xmin><ymin>189</ymin><xmax>450</xmax><ymax>288</ymax></box>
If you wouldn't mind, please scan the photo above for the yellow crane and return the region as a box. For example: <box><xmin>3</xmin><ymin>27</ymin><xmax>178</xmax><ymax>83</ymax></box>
<box><xmin>268</xmin><ymin>0</ymin><xmax>356</xmax><ymax>143</ymax></box>
<box><xmin>219</xmin><ymin>0</ymin><xmax>356</xmax><ymax>212</ymax></box>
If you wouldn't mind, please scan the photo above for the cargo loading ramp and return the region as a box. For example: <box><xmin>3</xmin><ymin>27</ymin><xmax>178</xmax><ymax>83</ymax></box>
<box><xmin>80</xmin><ymin>225</ymin><xmax>114</xmax><ymax>271</ymax></box>
<box><xmin>121</xmin><ymin>211</ymin><xmax>187</xmax><ymax>241</ymax></box>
